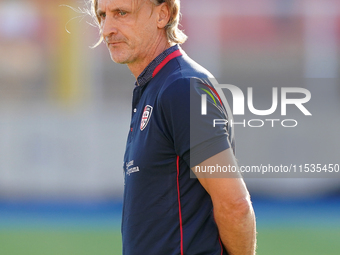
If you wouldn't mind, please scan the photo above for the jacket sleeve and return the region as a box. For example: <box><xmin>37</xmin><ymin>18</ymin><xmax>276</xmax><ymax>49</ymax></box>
<box><xmin>158</xmin><ymin>77</ymin><xmax>231</xmax><ymax>168</ymax></box>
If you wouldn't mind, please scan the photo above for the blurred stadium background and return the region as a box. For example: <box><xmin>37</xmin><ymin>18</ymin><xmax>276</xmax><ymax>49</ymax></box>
<box><xmin>0</xmin><ymin>0</ymin><xmax>340</xmax><ymax>254</ymax></box>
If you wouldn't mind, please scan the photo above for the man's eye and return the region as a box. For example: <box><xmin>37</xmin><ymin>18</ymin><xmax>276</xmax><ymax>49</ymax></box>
<box><xmin>98</xmin><ymin>13</ymin><xmax>106</xmax><ymax>19</ymax></box>
<box><xmin>119</xmin><ymin>11</ymin><xmax>127</xmax><ymax>16</ymax></box>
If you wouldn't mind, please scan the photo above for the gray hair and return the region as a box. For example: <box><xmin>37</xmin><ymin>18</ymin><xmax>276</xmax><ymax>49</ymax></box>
<box><xmin>89</xmin><ymin>0</ymin><xmax>187</xmax><ymax>47</ymax></box>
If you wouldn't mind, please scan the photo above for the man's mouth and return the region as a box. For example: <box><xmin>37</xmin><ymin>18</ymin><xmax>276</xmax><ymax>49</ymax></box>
<box><xmin>108</xmin><ymin>42</ymin><xmax>123</xmax><ymax>47</ymax></box>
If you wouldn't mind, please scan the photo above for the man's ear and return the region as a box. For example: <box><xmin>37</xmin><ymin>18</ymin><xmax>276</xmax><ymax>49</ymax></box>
<box><xmin>157</xmin><ymin>3</ymin><xmax>171</xmax><ymax>29</ymax></box>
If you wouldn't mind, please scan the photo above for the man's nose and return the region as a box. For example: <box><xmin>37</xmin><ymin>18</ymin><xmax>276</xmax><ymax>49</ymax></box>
<box><xmin>102</xmin><ymin>16</ymin><xmax>118</xmax><ymax>39</ymax></box>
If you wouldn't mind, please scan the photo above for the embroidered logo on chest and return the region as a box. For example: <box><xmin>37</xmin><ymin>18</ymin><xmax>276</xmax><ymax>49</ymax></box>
<box><xmin>140</xmin><ymin>105</ymin><xmax>153</xmax><ymax>131</ymax></box>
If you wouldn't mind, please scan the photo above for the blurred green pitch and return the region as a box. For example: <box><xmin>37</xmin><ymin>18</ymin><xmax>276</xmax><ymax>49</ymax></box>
<box><xmin>0</xmin><ymin>227</ymin><xmax>339</xmax><ymax>255</ymax></box>
<box><xmin>0</xmin><ymin>230</ymin><xmax>122</xmax><ymax>255</ymax></box>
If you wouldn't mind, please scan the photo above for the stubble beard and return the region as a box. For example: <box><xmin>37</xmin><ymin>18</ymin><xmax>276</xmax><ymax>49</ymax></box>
<box><xmin>108</xmin><ymin>43</ymin><xmax>135</xmax><ymax>65</ymax></box>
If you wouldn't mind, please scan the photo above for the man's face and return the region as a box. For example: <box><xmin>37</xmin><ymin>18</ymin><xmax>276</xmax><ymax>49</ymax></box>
<box><xmin>97</xmin><ymin>0</ymin><xmax>160</xmax><ymax>64</ymax></box>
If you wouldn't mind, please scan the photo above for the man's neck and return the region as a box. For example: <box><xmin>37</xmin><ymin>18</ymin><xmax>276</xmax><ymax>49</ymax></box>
<box><xmin>128</xmin><ymin>37</ymin><xmax>172</xmax><ymax>81</ymax></box>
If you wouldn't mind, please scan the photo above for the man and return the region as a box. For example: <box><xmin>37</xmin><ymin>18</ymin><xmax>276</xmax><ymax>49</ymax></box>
<box><xmin>89</xmin><ymin>0</ymin><xmax>256</xmax><ymax>254</ymax></box>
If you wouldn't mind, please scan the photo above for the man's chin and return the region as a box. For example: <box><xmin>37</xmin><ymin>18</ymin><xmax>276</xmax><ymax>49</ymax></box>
<box><xmin>109</xmin><ymin>52</ymin><xmax>131</xmax><ymax>64</ymax></box>
<box><xmin>111</xmin><ymin>58</ymin><xmax>127</xmax><ymax>64</ymax></box>
<box><xmin>110</xmin><ymin>55</ymin><xmax>129</xmax><ymax>64</ymax></box>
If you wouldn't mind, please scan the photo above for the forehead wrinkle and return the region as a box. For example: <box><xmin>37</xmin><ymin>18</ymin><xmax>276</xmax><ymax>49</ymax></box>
<box><xmin>99</xmin><ymin>0</ymin><xmax>145</xmax><ymax>10</ymax></box>
<box><xmin>98</xmin><ymin>0</ymin><xmax>124</xmax><ymax>12</ymax></box>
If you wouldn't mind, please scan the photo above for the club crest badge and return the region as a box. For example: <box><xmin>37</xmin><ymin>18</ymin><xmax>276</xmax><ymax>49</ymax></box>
<box><xmin>140</xmin><ymin>105</ymin><xmax>153</xmax><ymax>131</ymax></box>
